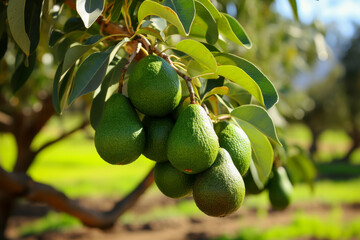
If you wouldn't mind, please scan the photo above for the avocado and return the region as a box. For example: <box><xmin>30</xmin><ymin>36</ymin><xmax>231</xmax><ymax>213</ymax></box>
<box><xmin>94</xmin><ymin>93</ymin><xmax>145</xmax><ymax>165</ymax></box>
<box><xmin>167</xmin><ymin>104</ymin><xmax>219</xmax><ymax>174</ymax></box>
<box><xmin>154</xmin><ymin>162</ymin><xmax>195</xmax><ymax>199</ymax></box>
<box><xmin>214</xmin><ymin>121</ymin><xmax>252</xmax><ymax>176</ymax></box>
<box><xmin>193</xmin><ymin>148</ymin><xmax>246</xmax><ymax>217</ymax></box>
<box><xmin>243</xmin><ymin>170</ymin><xmax>265</xmax><ymax>195</ymax></box>
<box><xmin>268</xmin><ymin>166</ymin><xmax>293</xmax><ymax>210</ymax></box>
<box><xmin>128</xmin><ymin>55</ymin><xmax>182</xmax><ymax>117</ymax></box>
<box><xmin>142</xmin><ymin>116</ymin><xmax>173</xmax><ymax>162</ymax></box>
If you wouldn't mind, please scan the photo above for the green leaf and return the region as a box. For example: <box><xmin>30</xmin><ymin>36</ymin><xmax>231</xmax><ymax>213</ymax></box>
<box><xmin>11</xmin><ymin>51</ymin><xmax>36</xmax><ymax>93</ymax></box>
<box><xmin>216</xmin><ymin>65</ymin><xmax>265</xmax><ymax>107</ymax></box>
<box><xmin>287</xmin><ymin>152</ymin><xmax>316</xmax><ymax>191</ymax></box>
<box><xmin>52</xmin><ymin>62</ymin><xmax>64</xmax><ymax>114</ymax></box>
<box><xmin>49</xmin><ymin>30</ymin><xmax>64</xmax><ymax>47</ymax></box>
<box><xmin>25</xmin><ymin>0</ymin><xmax>43</xmax><ymax>54</ymax></box>
<box><xmin>64</xmin><ymin>17</ymin><xmax>86</xmax><ymax>33</ymax></box>
<box><xmin>90</xmin><ymin>58</ymin><xmax>127</xmax><ymax>129</ymax></box>
<box><xmin>217</xmin><ymin>13</ymin><xmax>251</xmax><ymax>49</ymax></box>
<box><xmin>177</xmin><ymin>39</ymin><xmax>217</xmax><ymax>72</ymax></box>
<box><xmin>162</xmin><ymin>0</ymin><xmax>195</xmax><ymax>35</ymax></box>
<box><xmin>215</xmin><ymin>53</ymin><xmax>278</xmax><ymax>109</ymax></box>
<box><xmin>62</xmin><ymin>45</ymin><xmax>93</xmax><ymax>74</ymax></box>
<box><xmin>191</xmin><ymin>1</ymin><xmax>218</xmax><ymax>45</ymax></box>
<box><xmin>202</xmin><ymin>86</ymin><xmax>228</xmax><ymax>103</ymax></box>
<box><xmin>288</xmin><ymin>0</ymin><xmax>299</xmax><ymax>20</ymax></box>
<box><xmin>68</xmin><ymin>51</ymin><xmax>110</xmax><ymax>104</ymax></box>
<box><xmin>138</xmin><ymin>0</ymin><xmax>187</xmax><ymax>35</ymax></box>
<box><xmin>224</xmin><ymin>81</ymin><xmax>251</xmax><ymax>106</ymax></box>
<box><xmin>234</xmin><ymin>120</ymin><xmax>273</xmax><ymax>186</ymax></box>
<box><xmin>135</xmin><ymin>27</ymin><xmax>165</xmax><ymax>42</ymax></box>
<box><xmin>110</xmin><ymin>0</ymin><xmax>124</xmax><ymax>22</ymax></box>
<box><xmin>195</xmin><ymin>0</ymin><xmax>221</xmax><ymax>20</ymax></box>
<box><xmin>231</xmin><ymin>105</ymin><xmax>281</xmax><ymax>145</ymax></box>
<box><xmin>7</xmin><ymin>0</ymin><xmax>30</xmax><ymax>56</ymax></box>
<box><xmin>76</xmin><ymin>0</ymin><xmax>105</xmax><ymax>28</ymax></box>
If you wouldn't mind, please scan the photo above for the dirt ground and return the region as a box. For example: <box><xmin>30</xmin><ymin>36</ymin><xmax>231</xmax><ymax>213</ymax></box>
<box><xmin>5</xmin><ymin>194</ymin><xmax>360</xmax><ymax>240</ymax></box>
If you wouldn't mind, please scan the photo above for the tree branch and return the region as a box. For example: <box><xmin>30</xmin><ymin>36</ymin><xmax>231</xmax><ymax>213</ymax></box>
<box><xmin>0</xmin><ymin>166</ymin><xmax>154</xmax><ymax>229</ymax></box>
<box><xmin>34</xmin><ymin>120</ymin><xmax>90</xmax><ymax>155</ymax></box>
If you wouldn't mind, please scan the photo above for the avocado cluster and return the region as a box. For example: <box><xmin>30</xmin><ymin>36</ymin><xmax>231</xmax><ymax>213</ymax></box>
<box><xmin>94</xmin><ymin>54</ymin><xmax>253</xmax><ymax>217</ymax></box>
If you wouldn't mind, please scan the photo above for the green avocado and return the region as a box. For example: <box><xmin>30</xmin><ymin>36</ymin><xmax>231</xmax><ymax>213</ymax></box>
<box><xmin>243</xmin><ymin>170</ymin><xmax>265</xmax><ymax>195</ymax></box>
<box><xmin>214</xmin><ymin>121</ymin><xmax>252</xmax><ymax>176</ymax></box>
<box><xmin>268</xmin><ymin>166</ymin><xmax>293</xmax><ymax>210</ymax></box>
<box><xmin>167</xmin><ymin>104</ymin><xmax>219</xmax><ymax>174</ymax></box>
<box><xmin>193</xmin><ymin>148</ymin><xmax>246</xmax><ymax>217</ymax></box>
<box><xmin>142</xmin><ymin>116</ymin><xmax>173</xmax><ymax>162</ymax></box>
<box><xmin>94</xmin><ymin>93</ymin><xmax>145</xmax><ymax>165</ymax></box>
<box><xmin>128</xmin><ymin>55</ymin><xmax>182</xmax><ymax>117</ymax></box>
<box><xmin>154</xmin><ymin>162</ymin><xmax>195</xmax><ymax>199</ymax></box>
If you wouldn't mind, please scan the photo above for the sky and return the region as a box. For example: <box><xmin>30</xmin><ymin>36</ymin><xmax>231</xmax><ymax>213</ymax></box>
<box><xmin>274</xmin><ymin>0</ymin><xmax>360</xmax><ymax>38</ymax></box>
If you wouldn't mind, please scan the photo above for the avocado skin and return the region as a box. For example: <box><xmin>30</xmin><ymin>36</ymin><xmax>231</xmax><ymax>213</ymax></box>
<box><xmin>167</xmin><ymin>104</ymin><xmax>219</xmax><ymax>174</ymax></box>
<box><xmin>94</xmin><ymin>93</ymin><xmax>145</xmax><ymax>165</ymax></box>
<box><xmin>142</xmin><ymin>116</ymin><xmax>173</xmax><ymax>162</ymax></box>
<box><xmin>214</xmin><ymin>121</ymin><xmax>251</xmax><ymax>176</ymax></box>
<box><xmin>193</xmin><ymin>148</ymin><xmax>245</xmax><ymax>217</ymax></box>
<box><xmin>268</xmin><ymin>166</ymin><xmax>293</xmax><ymax>210</ymax></box>
<box><xmin>128</xmin><ymin>55</ymin><xmax>182</xmax><ymax>117</ymax></box>
<box><xmin>154</xmin><ymin>162</ymin><xmax>195</xmax><ymax>199</ymax></box>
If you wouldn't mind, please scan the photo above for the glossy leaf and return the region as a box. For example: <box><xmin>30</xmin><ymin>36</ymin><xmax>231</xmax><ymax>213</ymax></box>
<box><xmin>62</xmin><ymin>45</ymin><xmax>92</xmax><ymax>74</ymax></box>
<box><xmin>195</xmin><ymin>0</ymin><xmax>221</xmax><ymax>19</ymax></box>
<box><xmin>7</xmin><ymin>0</ymin><xmax>30</xmax><ymax>56</ymax></box>
<box><xmin>64</xmin><ymin>17</ymin><xmax>86</xmax><ymax>33</ymax></box>
<box><xmin>202</xmin><ymin>86</ymin><xmax>229</xmax><ymax>103</ymax></box>
<box><xmin>90</xmin><ymin>58</ymin><xmax>127</xmax><ymax>129</ymax></box>
<box><xmin>136</xmin><ymin>27</ymin><xmax>165</xmax><ymax>42</ymax></box>
<box><xmin>231</xmin><ymin>105</ymin><xmax>281</xmax><ymax>145</ymax></box>
<box><xmin>11</xmin><ymin>51</ymin><xmax>37</xmax><ymax>93</ymax></box>
<box><xmin>110</xmin><ymin>0</ymin><xmax>124</xmax><ymax>22</ymax></box>
<box><xmin>162</xmin><ymin>0</ymin><xmax>195</xmax><ymax>35</ymax></box>
<box><xmin>224</xmin><ymin>82</ymin><xmax>251</xmax><ymax>106</ymax></box>
<box><xmin>49</xmin><ymin>30</ymin><xmax>64</xmax><ymax>47</ymax></box>
<box><xmin>138</xmin><ymin>0</ymin><xmax>187</xmax><ymax>35</ymax></box>
<box><xmin>68</xmin><ymin>51</ymin><xmax>110</xmax><ymax>104</ymax></box>
<box><xmin>215</xmin><ymin>53</ymin><xmax>278</xmax><ymax>109</ymax></box>
<box><xmin>216</xmin><ymin>65</ymin><xmax>265</xmax><ymax>107</ymax></box>
<box><xmin>288</xmin><ymin>0</ymin><xmax>299</xmax><ymax>20</ymax></box>
<box><xmin>235</xmin><ymin>120</ymin><xmax>273</xmax><ymax>185</ymax></box>
<box><xmin>217</xmin><ymin>13</ymin><xmax>251</xmax><ymax>49</ymax></box>
<box><xmin>52</xmin><ymin>62</ymin><xmax>64</xmax><ymax>114</ymax></box>
<box><xmin>25</xmin><ymin>0</ymin><xmax>43</xmax><ymax>54</ymax></box>
<box><xmin>76</xmin><ymin>0</ymin><xmax>105</xmax><ymax>28</ymax></box>
<box><xmin>177</xmin><ymin>39</ymin><xmax>217</xmax><ymax>72</ymax></box>
<box><xmin>191</xmin><ymin>1</ymin><xmax>218</xmax><ymax>44</ymax></box>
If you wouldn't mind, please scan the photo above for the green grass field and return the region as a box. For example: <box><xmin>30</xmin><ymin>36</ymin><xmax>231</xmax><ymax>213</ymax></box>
<box><xmin>1</xmin><ymin>119</ymin><xmax>360</xmax><ymax>239</ymax></box>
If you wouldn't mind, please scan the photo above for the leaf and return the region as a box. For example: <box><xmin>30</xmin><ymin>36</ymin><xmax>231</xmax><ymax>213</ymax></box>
<box><xmin>0</xmin><ymin>31</ymin><xmax>7</xmax><ymax>61</ymax></box>
<box><xmin>7</xmin><ymin>0</ymin><xmax>30</xmax><ymax>56</ymax></box>
<box><xmin>191</xmin><ymin>1</ymin><xmax>218</xmax><ymax>45</ymax></box>
<box><xmin>68</xmin><ymin>51</ymin><xmax>110</xmax><ymax>104</ymax></box>
<box><xmin>231</xmin><ymin>105</ymin><xmax>282</xmax><ymax>145</ymax></box>
<box><xmin>52</xmin><ymin>62</ymin><xmax>64</xmax><ymax>114</ymax></box>
<box><xmin>202</xmin><ymin>86</ymin><xmax>228</xmax><ymax>103</ymax></box>
<box><xmin>177</xmin><ymin>39</ymin><xmax>217</xmax><ymax>72</ymax></box>
<box><xmin>224</xmin><ymin>81</ymin><xmax>251</xmax><ymax>106</ymax></box>
<box><xmin>287</xmin><ymin>153</ymin><xmax>316</xmax><ymax>191</ymax></box>
<box><xmin>11</xmin><ymin>51</ymin><xmax>36</xmax><ymax>93</ymax></box>
<box><xmin>76</xmin><ymin>0</ymin><xmax>105</xmax><ymax>28</ymax></box>
<box><xmin>216</xmin><ymin>65</ymin><xmax>265</xmax><ymax>107</ymax></box>
<box><xmin>288</xmin><ymin>0</ymin><xmax>299</xmax><ymax>20</ymax></box>
<box><xmin>49</xmin><ymin>30</ymin><xmax>64</xmax><ymax>47</ymax></box>
<box><xmin>235</xmin><ymin>120</ymin><xmax>273</xmax><ymax>185</ymax></box>
<box><xmin>62</xmin><ymin>45</ymin><xmax>92</xmax><ymax>74</ymax></box>
<box><xmin>25</xmin><ymin>0</ymin><xmax>43</xmax><ymax>54</ymax></box>
<box><xmin>215</xmin><ymin>53</ymin><xmax>278</xmax><ymax>109</ymax></box>
<box><xmin>195</xmin><ymin>0</ymin><xmax>221</xmax><ymax>20</ymax></box>
<box><xmin>110</xmin><ymin>0</ymin><xmax>124</xmax><ymax>22</ymax></box>
<box><xmin>217</xmin><ymin>13</ymin><xmax>251</xmax><ymax>49</ymax></box>
<box><xmin>138</xmin><ymin>0</ymin><xmax>187</xmax><ymax>35</ymax></box>
<box><xmin>135</xmin><ymin>27</ymin><xmax>165</xmax><ymax>42</ymax></box>
<box><xmin>64</xmin><ymin>17</ymin><xmax>86</xmax><ymax>33</ymax></box>
<box><xmin>90</xmin><ymin>58</ymin><xmax>127</xmax><ymax>129</ymax></box>
<box><xmin>162</xmin><ymin>0</ymin><xmax>195</xmax><ymax>35</ymax></box>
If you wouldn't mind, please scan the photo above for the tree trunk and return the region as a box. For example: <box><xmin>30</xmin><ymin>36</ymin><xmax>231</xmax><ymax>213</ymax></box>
<box><xmin>0</xmin><ymin>193</ymin><xmax>14</xmax><ymax>240</ymax></box>
<box><xmin>309</xmin><ymin>128</ymin><xmax>321</xmax><ymax>160</ymax></box>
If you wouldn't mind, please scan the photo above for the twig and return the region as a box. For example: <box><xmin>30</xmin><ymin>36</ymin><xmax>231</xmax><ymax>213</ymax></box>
<box><xmin>0</xmin><ymin>165</ymin><xmax>154</xmax><ymax>229</ymax></box>
<box><xmin>34</xmin><ymin>120</ymin><xmax>89</xmax><ymax>155</ymax></box>
<box><xmin>216</xmin><ymin>114</ymin><xmax>231</xmax><ymax>121</ymax></box>
<box><xmin>118</xmin><ymin>42</ymin><xmax>142</xmax><ymax>93</ymax></box>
